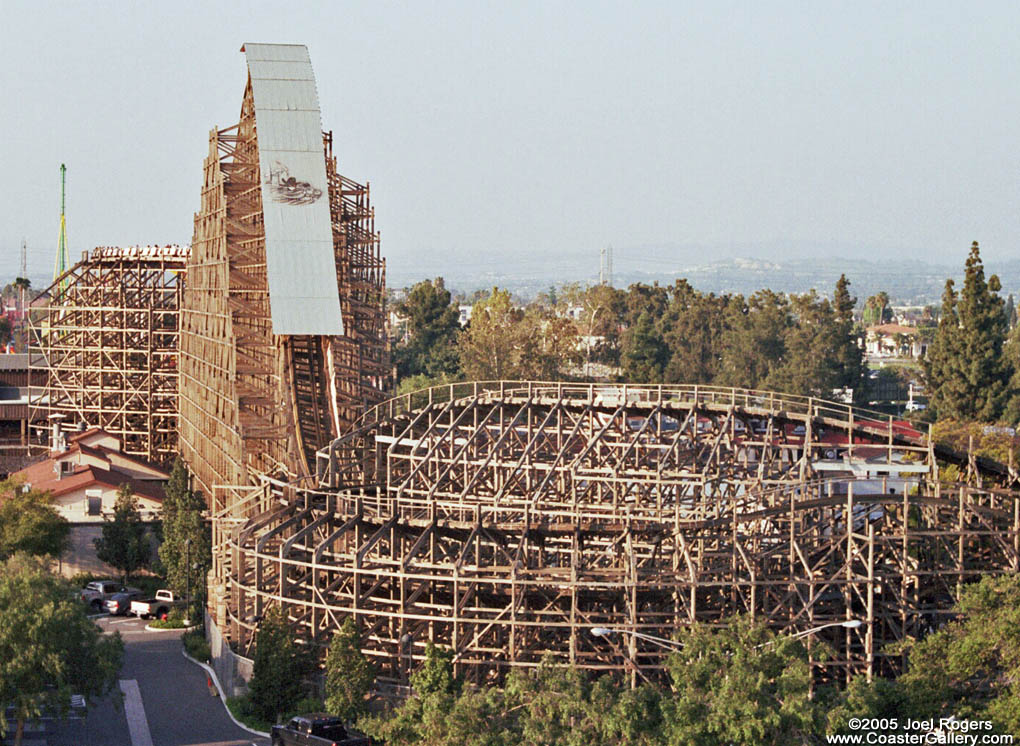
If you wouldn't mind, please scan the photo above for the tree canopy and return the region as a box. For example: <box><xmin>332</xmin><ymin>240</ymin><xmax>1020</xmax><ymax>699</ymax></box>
<box><xmin>459</xmin><ymin>288</ymin><xmax>578</xmax><ymax>380</ymax></box>
<box><xmin>395</xmin><ymin>279</ymin><xmax>462</xmax><ymax>380</ymax></box>
<box><xmin>0</xmin><ymin>481</ymin><xmax>69</xmax><ymax>561</ymax></box>
<box><xmin>249</xmin><ymin>606</ymin><xmax>305</xmax><ymax>724</ymax></box>
<box><xmin>157</xmin><ymin>459</ymin><xmax>210</xmax><ymax>619</ymax></box>
<box><xmin>324</xmin><ymin>617</ymin><xmax>375</xmax><ymax>722</ymax></box>
<box><xmin>925</xmin><ymin>242</ymin><xmax>1011</xmax><ymax>421</ymax></box>
<box><xmin>0</xmin><ymin>554</ymin><xmax>123</xmax><ymax>746</ymax></box>
<box><xmin>93</xmin><ymin>485</ymin><xmax>151</xmax><ymax>582</ymax></box>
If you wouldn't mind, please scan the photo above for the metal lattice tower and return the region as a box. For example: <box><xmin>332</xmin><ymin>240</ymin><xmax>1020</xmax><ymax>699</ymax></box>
<box><xmin>54</xmin><ymin>164</ymin><xmax>70</xmax><ymax>293</ymax></box>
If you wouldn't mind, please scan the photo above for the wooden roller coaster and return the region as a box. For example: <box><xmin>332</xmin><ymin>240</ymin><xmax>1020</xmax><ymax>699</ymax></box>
<box><xmin>210</xmin><ymin>382</ymin><xmax>1020</xmax><ymax>687</ymax></box>
<box><xmin>29</xmin><ymin>245</ymin><xmax>190</xmax><ymax>462</ymax></box>
<box><xmin>178</xmin><ymin>51</ymin><xmax>388</xmax><ymax>498</ymax></box>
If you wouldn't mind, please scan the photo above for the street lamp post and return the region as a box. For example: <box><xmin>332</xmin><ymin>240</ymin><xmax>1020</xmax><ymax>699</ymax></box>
<box><xmin>592</xmin><ymin>619</ymin><xmax>863</xmax><ymax>652</ymax></box>
<box><xmin>591</xmin><ymin>627</ymin><xmax>684</xmax><ymax>651</ymax></box>
<box><xmin>185</xmin><ymin>538</ymin><xmax>192</xmax><ymax>623</ymax></box>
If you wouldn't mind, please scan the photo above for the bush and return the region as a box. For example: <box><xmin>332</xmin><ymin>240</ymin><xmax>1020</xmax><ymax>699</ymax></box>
<box><xmin>70</xmin><ymin>572</ymin><xmax>165</xmax><ymax>597</ymax></box>
<box><xmin>182</xmin><ymin>629</ymin><xmax>210</xmax><ymax>662</ymax></box>
<box><xmin>285</xmin><ymin>697</ymin><xmax>326</xmax><ymax>721</ymax></box>
<box><xmin>248</xmin><ymin>607</ymin><xmax>304</xmax><ymax>723</ymax></box>
<box><xmin>226</xmin><ymin>693</ymin><xmax>273</xmax><ymax>733</ymax></box>
<box><xmin>149</xmin><ymin>615</ymin><xmax>189</xmax><ymax>629</ymax></box>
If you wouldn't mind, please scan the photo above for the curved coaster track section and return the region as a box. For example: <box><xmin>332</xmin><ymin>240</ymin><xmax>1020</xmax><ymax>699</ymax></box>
<box><xmin>210</xmin><ymin>382</ymin><xmax>1020</xmax><ymax>687</ymax></box>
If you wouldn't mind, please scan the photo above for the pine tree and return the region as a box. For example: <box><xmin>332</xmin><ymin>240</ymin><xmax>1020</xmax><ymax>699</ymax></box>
<box><xmin>249</xmin><ymin>607</ymin><xmax>303</xmax><ymax>723</ymax></box>
<box><xmin>832</xmin><ymin>275</ymin><xmax>866</xmax><ymax>398</ymax></box>
<box><xmin>717</xmin><ymin>290</ymin><xmax>789</xmax><ymax>389</ymax></box>
<box><xmin>324</xmin><ymin>617</ymin><xmax>375</xmax><ymax>722</ymax></box>
<box><xmin>93</xmin><ymin>486</ymin><xmax>151</xmax><ymax>583</ymax></box>
<box><xmin>621</xmin><ymin>312</ymin><xmax>668</xmax><ymax>382</ymax></box>
<box><xmin>157</xmin><ymin>459</ymin><xmax>210</xmax><ymax>618</ymax></box>
<box><xmin>394</xmin><ymin>279</ymin><xmax>462</xmax><ymax>380</ymax></box>
<box><xmin>924</xmin><ymin>279</ymin><xmax>961</xmax><ymax>418</ymax></box>
<box><xmin>925</xmin><ymin>243</ymin><xmax>1011</xmax><ymax>421</ymax></box>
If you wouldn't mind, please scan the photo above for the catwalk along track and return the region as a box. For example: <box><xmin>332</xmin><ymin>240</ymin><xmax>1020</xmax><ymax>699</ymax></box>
<box><xmin>211</xmin><ymin>382</ymin><xmax>1020</xmax><ymax>686</ymax></box>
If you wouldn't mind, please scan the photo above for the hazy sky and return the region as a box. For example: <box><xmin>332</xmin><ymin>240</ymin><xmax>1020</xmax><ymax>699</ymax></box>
<box><xmin>2</xmin><ymin>1</ymin><xmax>1019</xmax><ymax>284</ymax></box>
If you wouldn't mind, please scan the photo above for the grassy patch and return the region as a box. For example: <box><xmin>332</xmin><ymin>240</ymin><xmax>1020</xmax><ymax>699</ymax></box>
<box><xmin>149</xmin><ymin>617</ymin><xmax>189</xmax><ymax>629</ymax></box>
<box><xmin>226</xmin><ymin>693</ymin><xmax>274</xmax><ymax>733</ymax></box>
<box><xmin>182</xmin><ymin>628</ymin><xmax>210</xmax><ymax>662</ymax></box>
<box><xmin>224</xmin><ymin>693</ymin><xmax>327</xmax><ymax>734</ymax></box>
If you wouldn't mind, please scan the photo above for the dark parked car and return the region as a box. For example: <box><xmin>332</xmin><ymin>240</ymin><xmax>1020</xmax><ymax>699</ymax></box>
<box><xmin>105</xmin><ymin>590</ymin><xmax>144</xmax><ymax>616</ymax></box>
<box><xmin>271</xmin><ymin>713</ymin><xmax>369</xmax><ymax>746</ymax></box>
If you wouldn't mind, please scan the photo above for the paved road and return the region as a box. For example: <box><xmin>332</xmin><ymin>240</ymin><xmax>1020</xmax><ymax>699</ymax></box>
<box><xmin>38</xmin><ymin>615</ymin><xmax>270</xmax><ymax>746</ymax></box>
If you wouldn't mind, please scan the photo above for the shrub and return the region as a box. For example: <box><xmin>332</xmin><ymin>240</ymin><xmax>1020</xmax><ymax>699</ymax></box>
<box><xmin>285</xmin><ymin>697</ymin><xmax>326</xmax><ymax>721</ymax></box>
<box><xmin>226</xmin><ymin>693</ymin><xmax>273</xmax><ymax>733</ymax></box>
<box><xmin>182</xmin><ymin>629</ymin><xmax>211</xmax><ymax>662</ymax></box>
<box><xmin>149</xmin><ymin>616</ymin><xmax>188</xmax><ymax>629</ymax></box>
<box><xmin>248</xmin><ymin>607</ymin><xmax>304</xmax><ymax>723</ymax></box>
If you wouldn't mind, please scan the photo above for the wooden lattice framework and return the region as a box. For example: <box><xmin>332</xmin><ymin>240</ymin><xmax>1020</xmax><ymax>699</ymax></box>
<box><xmin>179</xmin><ymin>80</ymin><xmax>388</xmax><ymax>499</ymax></box>
<box><xmin>210</xmin><ymin>382</ymin><xmax>1020</xmax><ymax>686</ymax></box>
<box><xmin>29</xmin><ymin>245</ymin><xmax>189</xmax><ymax>462</ymax></box>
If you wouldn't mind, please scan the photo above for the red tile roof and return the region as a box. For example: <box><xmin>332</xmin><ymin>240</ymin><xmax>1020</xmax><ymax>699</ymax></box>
<box><xmin>14</xmin><ymin>450</ymin><xmax>166</xmax><ymax>502</ymax></box>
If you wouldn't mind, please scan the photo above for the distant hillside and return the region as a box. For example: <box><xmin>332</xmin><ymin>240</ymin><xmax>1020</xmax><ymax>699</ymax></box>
<box><xmin>392</xmin><ymin>255</ymin><xmax>1020</xmax><ymax>307</ymax></box>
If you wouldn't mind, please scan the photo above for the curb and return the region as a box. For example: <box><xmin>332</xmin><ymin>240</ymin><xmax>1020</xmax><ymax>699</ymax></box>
<box><xmin>180</xmin><ymin>648</ymin><xmax>270</xmax><ymax>738</ymax></box>
<box><xmin>144</xmin><ymin>622</ymin><xmax>197</xmax><ymax>632</ymax></box>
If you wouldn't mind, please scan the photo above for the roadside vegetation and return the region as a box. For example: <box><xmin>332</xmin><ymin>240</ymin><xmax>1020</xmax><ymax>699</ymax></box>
<box><xmin>0</xmin><ymin>554</ymin><xmax>124</xmax><ymax>746</ymax></box>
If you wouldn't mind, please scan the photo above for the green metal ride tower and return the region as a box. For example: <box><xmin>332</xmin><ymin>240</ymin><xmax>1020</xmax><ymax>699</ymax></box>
<box><xmin>55</xmin><ymin>164</ymin><xmax>69</xmax><ymax>292</ymax></box>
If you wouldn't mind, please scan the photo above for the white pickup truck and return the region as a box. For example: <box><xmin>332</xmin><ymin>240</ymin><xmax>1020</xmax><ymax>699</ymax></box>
<box><xmin>129</xmin><ymin>589</ymin><xmax>186</xmax><ymax>619</ymax></box>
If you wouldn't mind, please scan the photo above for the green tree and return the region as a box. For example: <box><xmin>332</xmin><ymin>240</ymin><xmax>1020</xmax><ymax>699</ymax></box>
<box><xmin>0</xmin><ymin>482</ymin><xmax>70</xmax><ymax>561</ymax></box>
<box><xmin>361</xmin><ymin>642</ymin><xmax>463</xmax><ymax>745</ymax></box>
<box><xmin>525</xmin><ymin>310</ymin><xmax>581</xmax><ymax>380</ymax></box>
<box><xmin>568</xmin><ymin>283</ymin><xmax>627</xmax><ymax>368</ymax></box>
<box><xmin>925</xmin><ymin>243</ymin><xmax>1010</xmax><ymax>421</ymax></box>
<box><xmin>768</xmin><ymin>291</ymin><xmax>844</xmax><ymax>397</ymax></box>
<box><xmin>395</xmin><ymin>279</ymin><xmax>462</xmax><ymax>381</ymax></box>
<box><xmin>661</xmin><ymin>280</ymin><xmax>727</xmax><ymax>385</ymax></box>
<box><xmin>621</xmin><ymin>312</ymin><xmax>668</xmax><ymax>382</ymax></box>
<box><xmin>717</xmin><ymin>290</ymin><xmax>789</xmax><ymax>389</ymax></box>
<box><xmin>894</xmin><ymin>573</ymin><xmax>1020</xmax><ymax>735</ymax></box>
<box><xmin>862</xmin><ymin>291</ymin><xmax>891</xmax><ymax>326</ymax></box>
<box><xmin>324</xmin><ymin>617</ymin><xmax>375</xmax><ymax>722</ymax></box>
<box><xmin>93</xmin><ymin>485</ymin><xmax>151</xmax><ymax>583</ymax></box>
<box><xmin>249</xmin><ymin>606</ymin><xmax>304</xmax><ymax>723</ymax></box>
<box><xmin>0</xmin><ymin>554</ymin><xmax>124</xmax><ymax>746</ymax></box>
<box><xmin>157</xmin><ymin>459</ymin><xmax>210</xmax><ymax>619</ymax></box>
<box><xmin>660</xmin><ymin>617</ymin><xmax>823</xmax><ymax>746</ymax></box>
<box><xmin>832</xmin><ymin>274</ymin><xmax>867</xmax><ymax>396</ymax></box>
<box><xmin>459</xmin><ymin>288</ymin><xmax>542</xmax><ymax>379</ymax></box>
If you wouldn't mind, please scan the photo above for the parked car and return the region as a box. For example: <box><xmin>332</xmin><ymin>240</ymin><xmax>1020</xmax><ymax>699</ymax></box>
<box><xmin>105</xmin><ymin>590</ymin><xmax>144</xmax><ymax>616</ymax></box>
<box><xmin>129</xmin><ymin>589</ymin><xmax>186</xmax><ymax>619</ymax></box>
<box><xmin>271</xmin><ymin>713</ymin><xmax>369</xmax><ymax>746</ymax></box>
<box><xmin>80</xmin><ymin>581</ymin><xmax>140</xmax><ymax>613</ymax></box>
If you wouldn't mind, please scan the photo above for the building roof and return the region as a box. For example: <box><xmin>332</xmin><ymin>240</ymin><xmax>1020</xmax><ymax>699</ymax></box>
<box><xmin>14</xmin><ymin>458</ymin><xmax>165</xmax><ymax>502</ymax></box>
<box><xmin>0</xmin><ymin>353</ymin><xmax>29</xmax><ymax>370</ymax></box>
<box><xmin>242</xmin><ymin>43</ymin><xmax>344</xmax><ymax>336</ymax></box>
<box><xmin>12</xmin><ymin>428</ymin><xmax>168</xmax><ymax>502</ymax></box>
<box><xmin>866</xmin><ymin>324</ymin><xmax>918</xmax><ymax>336</ymax></box>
